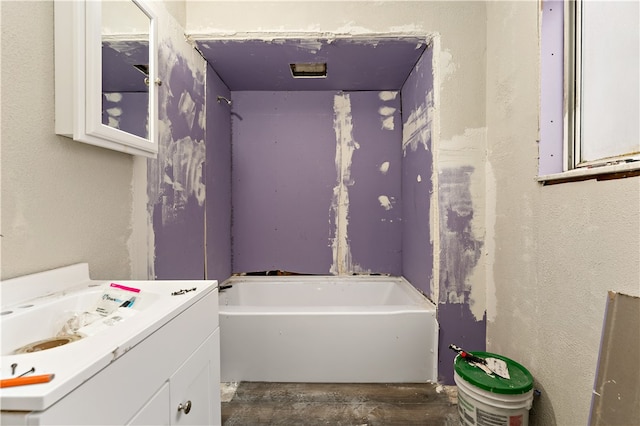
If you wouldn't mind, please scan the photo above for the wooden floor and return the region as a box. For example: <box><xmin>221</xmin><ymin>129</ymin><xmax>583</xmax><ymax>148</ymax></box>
<box><xmin>222</xmin><ymin>382</ymin><xmax>459</xmax><ymax>425</ymax></box>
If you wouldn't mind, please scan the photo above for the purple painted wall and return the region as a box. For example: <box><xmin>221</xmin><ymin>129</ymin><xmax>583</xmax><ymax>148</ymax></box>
<box><xmin>348</xmin><ymin>91</ymin><xmax>402</xmax><ymax>275</ymax></box>
<box><xmin>539</xmin><ymin>0</ymin><xmax>564</xmax><ymax>175</ymax></box>
<box><xmin>205</xmin><ymin>64</ymin><xmax>232</xmax><ymax>282</ymax></box>
<box><xmin>196</xmin><ymin>38</ymin><xmax>426</xmax><ymax>91</ymax></box>
<box><xmin>400</xmin><ymin>48</ymin><xmax>434</xmax><ymax>296</ymax></box>
<box><xmin>231</xmin><ymin>91</ymin><xmax>336</xmax><ymax>274</ymax></box>
<box><xmin>149</xmin><ymin>41</ymin><xmax>206</xmax><ymax>279</ymax></box>
<box><xmin>400</xmin><ymin>45</ymin><xmax>486</xmax><ymax>384</ymax></box>
<box><xmin>437</xmin><ymin>166</ymin><xmax>485</xmax><ymax>383</ymax></box>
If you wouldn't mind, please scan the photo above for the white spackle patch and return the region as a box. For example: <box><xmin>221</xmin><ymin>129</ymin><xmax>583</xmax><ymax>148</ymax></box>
<box><xmin>220</xmin><ymin>382</ymin><xmax>239</xmax><ymax>403</ymax></box>
<box><xmin>330</xmin><ymin>93</ymin><xmax>359</xmax><ymax>275</ymax></box>
<box><xmin>402</xmin><ymin>90</ymin><xmax>434</xmax><ymax>155</ymax></box>
<box><xmin>159</xmin><ymin>136</ymin><xmax>207</xmax><ymax>227</ymax></box>
<box><xmin>107</xmin><ymin>117</ymin><xmax>120</xmax><ymax>128</ymax></box>
<box><xmin>438</xmin><ymin>127</ymin><xmax>488</xmax><ymax>321</ymax></box>
<box><xmin>379</xmin><ymin>106</ymin><xmax>396</xmax><ymax>116</ymax></box>
<box><xmin>417</xmin><ymin>174</ymin><xmax>422</xmax><ymax>182</ymax></box>
<box><xmin>296</xmin><ymin>38</ymin><xmax>323</xmax><ymax>53</ymax></box>
<box><xmin>178</xmin><ymin>91</ymin><xmax>196</xmax><ymax>130</ymax></box>
<box><xmin>379</xmin><ymin>91</ymin><xmax>398</xmax><ymax>101</ymax></box>
<box><xmin>335</xmin><ymin>21</ymin><xmax>375</xmax><ymax>35</ymax></box>
<box><xmin>379</xmin><ymin>106</ymin><xmax>396</xmax><ymax>131</ymax></box>
<box><xmin>104</xmin><ymin>92</ymin><xmax>123</xmax><ymax>102</ymax></box>
<box><xmin>106</xmin><ymin>107</ymin><xmax>122</xmax><ymax>117</ymax></box>
<box><xmin>379</xmin><ymin>161</ymin><xmax>390</xmax><ymax>174</ymax></box>
<box><xmin>381</xmin><ymin>116</ymin><xmax>395</xmax><ymax>131</ymax></box>
<box><xmin>378</xmin><ymin>195</ymin><xmax>393</xmax><ymax>210</ymax></box>
<box><xmin>198</xmin><ymin>109</ymin><xmax>205</xmax><ymax>130</ymax></box>
<box><xmin>440</xmin><ymin>49</ymin><xmax>458</xmax><ymax>82</ymax></box>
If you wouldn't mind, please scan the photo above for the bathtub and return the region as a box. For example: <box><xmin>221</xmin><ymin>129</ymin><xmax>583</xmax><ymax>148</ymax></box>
<box><xmin>219</xmin><ymin>275</ymin><xmax>438</xmax><ymax>383</ymax></box>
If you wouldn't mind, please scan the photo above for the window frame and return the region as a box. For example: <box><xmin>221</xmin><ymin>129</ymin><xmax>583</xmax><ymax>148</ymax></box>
<box><xmin>538</xmin><ymin>0</ymin><xmax>640</xmax><ymax>184</ymax></box>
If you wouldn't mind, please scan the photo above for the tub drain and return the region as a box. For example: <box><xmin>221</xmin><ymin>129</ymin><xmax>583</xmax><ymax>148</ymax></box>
<box><xmin>13</xmin><ymin>334</ymin><xmax>83</xmax><ymax>354</ymax></box>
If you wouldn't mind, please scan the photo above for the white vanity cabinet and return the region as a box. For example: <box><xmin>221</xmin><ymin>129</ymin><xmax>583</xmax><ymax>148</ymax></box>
<box><xmin>128</xmin><ymin>329</ymin><xmax>221</xmax><ymax>426</ymax></box>
<box><xmin>0</xmin><ymin>274</ymin><xmax>221</xmax><ymax>426</ymax></box>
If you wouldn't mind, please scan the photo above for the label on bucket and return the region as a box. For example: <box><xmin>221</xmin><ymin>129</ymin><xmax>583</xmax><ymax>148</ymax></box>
<box><xmin>458</xmin><ymin>392</ymin><xmax>525</xmax><ymax>426</ymax></box>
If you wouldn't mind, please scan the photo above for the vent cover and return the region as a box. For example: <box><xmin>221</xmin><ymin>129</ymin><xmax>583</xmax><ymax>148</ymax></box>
<box><xmin>289</xmin><ymin>62</ymin><xmax>327</xmax><ymax>78</ymax></box>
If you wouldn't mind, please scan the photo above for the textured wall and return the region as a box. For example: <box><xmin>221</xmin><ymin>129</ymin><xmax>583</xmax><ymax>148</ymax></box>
<box><xmin>486</xmin><ymin>2</ymin><xmax>640</xmax><ymax>425</ymax></box>
<box><xmin>1</xmin><ymin>1</ymin><xmax>133</xmax><ymax>280</ymax></box>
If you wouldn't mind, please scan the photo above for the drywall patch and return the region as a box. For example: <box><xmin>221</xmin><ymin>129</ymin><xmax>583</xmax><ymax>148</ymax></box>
<box><xmin>330</xmin><ymin>93</ymin><xmax>360</xmax><ymax>275</ymax></box>
<box><xmin>148</xmin><ymin>35</ymin><xmax>206</xmax><ymax>280</ymax></box>
<box><xmin>379</xmin><ymin>161</ymin><xmax>390</xmax><ymax>174</ymax></box>
<box><xmin>402</xmin><ymin>91</ymin><xmax>434</xmax><ymax>154</ymax></box>
<box><xmin>378</xmin><ymin>195</ymin><xmax>393</xmax><ymax>210</ymax></box>
<box><xmin>379</xmin><ymin>106</ymin><xmax>397</xmax><ymax>130</ymax></box>
<box><xmin>439</xmin><ymin>166</ymin><xmax>483</xmax><ymax>304</ymax></box>
<box><xmin>439</xmin><ymin>48</ymin><xmax>457</xmax><ymax>83</ymax></box>
<box><xmin>379</xmin><ymin>91</ymin><xmax>398</xmax><ymax>101</ymax></box>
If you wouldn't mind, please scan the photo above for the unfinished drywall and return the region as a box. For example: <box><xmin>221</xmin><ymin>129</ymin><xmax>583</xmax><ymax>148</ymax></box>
<box><xmin>231</xmin><ymin>91</ymin><xmax>337</xmax><ymax>274</ymax></box>
<box><xmin>204</xmin><ymin>65</ymin><xmax>232</xmax><ymax>283</ymax></box>
<box><xmin>590</xmin><ymin>292</ymin><xmax>640</xmax><ymax>425</ymax></box>
<box><xmin>187</xmin><ymin>0</ymin><xmax>488</xmax><ymax>384</ymax></box>
<box><xmin>230</xmin><ymin>90</ymin><xmax>402</xmax><ymax>275</ymax></box>
<box><xmin>347</xmin><ymin>91</ymin><xmax>402</xmax><ymax>275</ymax></box>
<box><xmin>401</xmin><ymin>45</ymin><xmax>435</xmax><ymax>299</ymax></box>
<box><xmin>146</xmin><ymin>4</ymin><xmax>207</xmax><ymax>280</ymax></box>
<box><xmin>486</xmin><ymin>2</ymin><xmax>640</xmax><ymax>425</ymax></box>
<box><xmin>1</xmin><ymin>1</ymin><xmax>133</xmax><ymax>280</ymax></box>
<box><xmin>186</xmin><ymin>1</ymin><xmax>486</xmax><ymax>142</ymax></box>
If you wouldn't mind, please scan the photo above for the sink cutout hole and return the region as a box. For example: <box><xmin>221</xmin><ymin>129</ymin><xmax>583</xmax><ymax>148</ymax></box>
<box><xmin>1</xmin><ymin>311</ymin><xmax>13</xmax><ymax>315</ymax></box>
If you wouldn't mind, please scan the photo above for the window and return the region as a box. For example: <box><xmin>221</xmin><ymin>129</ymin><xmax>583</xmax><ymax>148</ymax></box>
<box><xmin>539</xmin><ymin>0</ymin><xmax>640</xmax><ymax>183</ymax></box>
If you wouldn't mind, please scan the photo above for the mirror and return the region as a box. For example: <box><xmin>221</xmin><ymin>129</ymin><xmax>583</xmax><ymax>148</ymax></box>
<box><xmin>101</xmin><ymin>1</ymin><xmax>150</xmax><ymax>140</ymax></box>
<box><xmin>54</xmin><ymin>0</ymin><xmax>158</xmax><ymax>157</ymax></box>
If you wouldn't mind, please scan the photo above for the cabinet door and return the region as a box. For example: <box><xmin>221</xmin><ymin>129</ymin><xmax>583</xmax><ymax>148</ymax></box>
<box><xmin>170</xmin><ymin>329</ymin><xmax>221</xmax><ymax>426</ymax></box>
<box><xmin>127</xmin><ymin>383</ymin><xmax>170</xmax><ymax>426</ymax></box>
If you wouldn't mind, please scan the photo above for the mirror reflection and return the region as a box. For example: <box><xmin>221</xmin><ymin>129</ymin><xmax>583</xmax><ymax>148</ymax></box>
<box><xmin>101</xmin><ymin>1</ymin><xmax>150</xmax><ymax>139</ymax></box>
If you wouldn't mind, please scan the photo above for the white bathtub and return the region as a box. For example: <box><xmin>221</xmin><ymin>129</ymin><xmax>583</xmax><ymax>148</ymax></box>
<box><xmin>219</xmin><ymin>275</ymin><xmax>438</xmax><ymax>383</ymax></box>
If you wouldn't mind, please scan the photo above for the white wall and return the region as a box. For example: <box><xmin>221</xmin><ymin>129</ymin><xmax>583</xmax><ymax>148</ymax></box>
<box><xmin>486</xmin><ymin>2</ymin><xmax>640</xmax><ymax>425</ymax></box>
<box><xmin>1</xmin><ymin>1</ymin><xmax>134</xmax><ymax>280</ymax></box>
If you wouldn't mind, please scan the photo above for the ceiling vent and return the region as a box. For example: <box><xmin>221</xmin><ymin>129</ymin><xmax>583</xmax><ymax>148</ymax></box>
<box><xmin>289</xmin><ymin>62</ymin><xmax>327</xmax><ymax>78</ymax></box>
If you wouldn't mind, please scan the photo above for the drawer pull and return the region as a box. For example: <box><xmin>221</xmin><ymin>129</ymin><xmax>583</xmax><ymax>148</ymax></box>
<box><xmin>177</xmin><ymin>400</ymin><xmax>192</xmax><ymax>414</ymax></box>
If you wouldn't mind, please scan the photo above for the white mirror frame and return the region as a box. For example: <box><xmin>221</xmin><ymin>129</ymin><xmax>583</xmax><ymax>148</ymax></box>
<box><xmin>55</xmin><ymin>0</ymin><xmax>158</xmax><ymax>158</ymax></box>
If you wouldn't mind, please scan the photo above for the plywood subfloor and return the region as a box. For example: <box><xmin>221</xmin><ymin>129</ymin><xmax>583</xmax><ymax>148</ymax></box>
<box><xmin>222</xmin><ymin>382</ymin><xmax>459</xmax><ymax>425</ymax></box>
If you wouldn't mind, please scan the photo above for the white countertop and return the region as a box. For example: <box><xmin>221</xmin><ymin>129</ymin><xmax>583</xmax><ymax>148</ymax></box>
<box><xmin>1</xmin><ymin>264</ymin><xmax>217</xmax><ymax>412</ymax></box>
